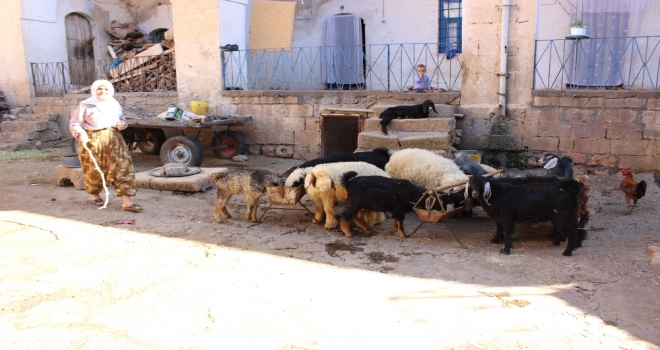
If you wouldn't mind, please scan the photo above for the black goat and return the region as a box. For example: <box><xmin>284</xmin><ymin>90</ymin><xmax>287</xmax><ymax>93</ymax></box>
<box><xmin>378</xmin><ymin>100</ymin><xmax>437</xmax><ymax>135</ymax></box>
<box><xmin>281</xmin><ymin>148</ymin><xmax>391</xmax><ymax>182</ymax></box>
<box><xmin>469</xmin><ymin>175</ymin><xmax>586</xmax><ymax>256</ymax></box>
<box><xmin>539</xmin><ymin>153</ymin><xmax>574</xmax><ymax>179</ymax></box>
<box><xmin>339</xmin><ymin>171</ymin><xmax>437</xmax><ymax>238</ymax></box>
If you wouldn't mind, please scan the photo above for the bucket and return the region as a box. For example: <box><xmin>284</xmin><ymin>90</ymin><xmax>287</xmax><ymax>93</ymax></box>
<box><xmin>190</xmin><ymin>100</ymin><xmax>209</xmax><ymax>115</ymax></box>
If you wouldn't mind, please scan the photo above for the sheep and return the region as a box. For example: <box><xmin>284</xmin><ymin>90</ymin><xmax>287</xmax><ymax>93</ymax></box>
<box><xmin>385</xmin><ymin>148</ymin><xmax>469</xmax><ymax>210</ymax></box>
<box><xmin>211</xmin><ymin>170</ymin><xmax>283</xmax><ymax>223</ymax></box>
<box><xmin>469</xmin><ymin>175</ymin><xmax>586</xmax><ymax>256</ymax></box>
<box><xmin>304</xmin><ymin>161</ymin><xmax>390</xmax><ymax>229</ymax></box>
<box><xmin>378</xmin><ymin>100</ymin><xmax>437</xmax><ymax>135</ymax></box>
<box><xmin>281</xmin><ymin>147</ymin><xmax>391</xmax><ymax>184</ymax></box>
<box><xmin>339</xmin><ymin>171</ymin><xmax>433</xmax><ymax>238</ymax></box>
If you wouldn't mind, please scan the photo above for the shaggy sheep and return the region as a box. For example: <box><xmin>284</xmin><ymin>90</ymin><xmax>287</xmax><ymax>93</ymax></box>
<box><xmin>304</xmin><ymin>161</ymin><xmax>389</xmax><ymax>229</ymax></box>
<box><xmin>281</xmin><ymin>148</ymin><xmax>391</xmax><ymax>185</ymax></box>
<box><xmin>378</xmin><ymin>100</ymin><xmax>437</xmax><ymax>135</ymax></box>
<box><xmin>212</xmin><ymin>170</ymin><xmax>283</xmax><ymax>223</ymax></box>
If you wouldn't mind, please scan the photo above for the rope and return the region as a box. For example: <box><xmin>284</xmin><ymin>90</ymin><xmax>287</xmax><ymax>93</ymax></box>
<box><xmin>81</xmin><ymin>140</ymin><xmax>109</xmax><ymax>209</ymax></box>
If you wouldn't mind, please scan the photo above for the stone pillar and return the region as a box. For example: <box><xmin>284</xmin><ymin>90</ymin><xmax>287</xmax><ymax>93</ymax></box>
<box><xmin>1</xmin><ymin>0</ymin><xmax>32</xmax><ymax>107</ymax></box>
<box><xmin>457</xmin><ymin>1</ymin><xmax>537</xmax><ymax>151</ymax></box>
<box><xmin>170</xmin><ymin>0</ymin><xmax>223</xmax><ymax>112</ymax></box>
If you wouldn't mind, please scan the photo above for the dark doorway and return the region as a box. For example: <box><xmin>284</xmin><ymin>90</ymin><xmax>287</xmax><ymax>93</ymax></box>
<box><xmin>320</xmin><ymin>114</ymin><xmax>361</xmax><ymax>157</ymax></box>
<box><xmin>65</xmin><ymin>13</ymin><xmax>96</xmax><ymax>86</ymax></box>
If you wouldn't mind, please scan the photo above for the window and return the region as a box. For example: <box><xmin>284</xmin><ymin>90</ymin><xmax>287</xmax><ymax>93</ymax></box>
<box><xmin>439</xmin><ymin>0</ymin><xmax>462</xmax><ymax>53</ymax></box>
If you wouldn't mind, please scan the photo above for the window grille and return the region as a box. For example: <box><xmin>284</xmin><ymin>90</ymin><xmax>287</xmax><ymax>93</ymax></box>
<box><xmin>439</xmin><ymin>0</ymin><xmax>462</xmax><ymax>54</ymax></box>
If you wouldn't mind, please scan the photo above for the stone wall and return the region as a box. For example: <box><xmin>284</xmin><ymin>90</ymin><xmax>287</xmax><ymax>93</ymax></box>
<box><xmin>218</xmin><ymin>90</ymin><xmax>460</xmax><ymax>160</ymax></box>
<box><xmin>524</xmin><ymin>91</ymin><xmax>660</xmax><ymax>173</ymax></box>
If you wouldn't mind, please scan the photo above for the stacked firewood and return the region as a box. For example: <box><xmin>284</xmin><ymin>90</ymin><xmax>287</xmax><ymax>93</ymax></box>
<box><xmin>113</xmin><ymin>51</ymin><xmax>177</xmax><ymax>93</ymax></box>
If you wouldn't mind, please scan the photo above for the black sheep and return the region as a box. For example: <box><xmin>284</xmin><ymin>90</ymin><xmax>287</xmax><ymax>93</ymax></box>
<box><xmin>280</xmin><ymin>147</ymin><xmax>391</xmax><ymax>181</ymax></box>
<box><xmin>378</xmin><ymin>100</ymin><xmax>437</xmax><ymax>135</ymax></box>
<box><xmin>339</xmin><ymin>171</ymin><xmax>437</xmax><ymax>238</ymax></box>
<box><xmin>469</xmin><ymin>175</ymin><xmax>586</xmax><ymax>256</ymax></box>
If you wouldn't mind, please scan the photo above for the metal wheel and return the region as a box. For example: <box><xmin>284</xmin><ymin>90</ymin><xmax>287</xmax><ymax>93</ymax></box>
<box><xmin>159</xmin><ymin>136</ymin><xmax>204</xmax><ymax>166</ymax></box>
<box><xmin>136</xmin><ymin>129</ymin><xmax>166</xmax><ymax>155</ymax></box>
<box><xmin>211</xmin><ymin>130</ymin><xmax>247</xmax><ymax>159</ymax></box>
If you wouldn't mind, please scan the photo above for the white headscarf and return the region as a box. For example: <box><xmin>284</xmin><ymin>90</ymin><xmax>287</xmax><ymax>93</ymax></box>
<box><xmin>82</xmin><ymin>80</ymin><xmax>122</xmax><ymax>121</ymax></box>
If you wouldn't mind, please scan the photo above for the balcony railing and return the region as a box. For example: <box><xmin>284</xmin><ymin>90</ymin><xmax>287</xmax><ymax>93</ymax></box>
<box><xmin>221</xmin><ymin>43</ymin><xmax>462</xmax><ymax>91</ymax></box>
<box><xmin>534</xmin><ymin>36</ymin><xmax>660</xmax><ymax>90</ymax></box>
<box><xmin>30</xmin><ymin>50</ymin><xmax>176</xmax><ymax>96</ymax></box>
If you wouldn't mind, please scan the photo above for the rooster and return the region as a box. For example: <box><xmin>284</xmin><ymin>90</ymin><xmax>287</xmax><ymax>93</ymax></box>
<box><xmin>620</xmin><ymin>170</ymin><xmax>647</xmax><ymax>214</ymax></box>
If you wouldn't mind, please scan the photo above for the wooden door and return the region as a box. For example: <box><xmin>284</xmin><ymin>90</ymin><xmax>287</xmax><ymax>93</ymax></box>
<box><xmin>65</xmin><ymin>13</ymin><xmax>95</xmax><ymax>86</ymax></box>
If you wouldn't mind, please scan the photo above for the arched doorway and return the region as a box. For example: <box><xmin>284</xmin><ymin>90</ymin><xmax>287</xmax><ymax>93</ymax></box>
<box><xmin>65</xmin><ymin>13</ymin><xmax>95</xmax><ymax>86</ymax></box>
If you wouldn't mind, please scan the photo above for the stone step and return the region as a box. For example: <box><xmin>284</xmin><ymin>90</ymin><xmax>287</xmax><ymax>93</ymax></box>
<box><xmin>18</xmin><ymin>113</ymin><xmax>59</xmax><ymax>122</ymax></box>
<box><xmin>371</xmin><ymin>103</ymin><xmax>457</xmax><ymax>118</ymax></box>
<box><xmin>0</xmin><ymin>142</ymin><xmax>37</xmax><ymax>151</ymax></box>
<box><xmin>363</xmin><ymin>117</ymin><xmax>455</xmax><ymax>133</ymax></box>
<box><xmin>356</xmin><ymin>148</ymin><xmax>449</xmax><ymax>157</ymax></box>
<box><xmin>357</xmin><ymin>131</ymin><xmax>451</xmax><ymax>151</ymax></box>
<box><xmin>0</xmin><ymin>120</ymin><xmax>50</xmax><ymax>133</ymax></box>
<box><xmin>0</xmin><ymin>131</ymin><xmax>38</xmax><ymax>143</ymax></box>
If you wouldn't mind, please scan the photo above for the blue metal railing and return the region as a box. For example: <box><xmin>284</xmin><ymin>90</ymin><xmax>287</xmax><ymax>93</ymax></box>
<box><xmin>534</xmin><ymin>36</ymin><xmax>660</xmax><ymax>90</ymax></box>
<box><xmin>221</xmin><ymin>43</ymin><xmax>462</xmax><ymax>91</ymax></box>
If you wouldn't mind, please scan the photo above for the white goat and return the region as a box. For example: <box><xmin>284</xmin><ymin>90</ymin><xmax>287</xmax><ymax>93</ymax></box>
<box><xmin>304</xmin><ymin>161</ymin><xmax>389</xmax><ymax>229</ymax></box>
<box><xmin>385</xmin><ymin>148</ymin><xmax>469</xmax><ymax>189</ymax></box>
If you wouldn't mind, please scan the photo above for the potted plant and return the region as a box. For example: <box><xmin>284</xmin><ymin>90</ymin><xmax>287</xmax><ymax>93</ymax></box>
<box><xmin>569</xmin><ymin>19</ymin><xmax>587</xmax><ymax>36</ymax></box>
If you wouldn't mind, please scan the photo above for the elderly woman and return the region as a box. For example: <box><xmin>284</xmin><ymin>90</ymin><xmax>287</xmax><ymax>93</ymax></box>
<box><xmin>69</xmin><ymin>80</ymin><xmax>142</xmax><ymax>212</ymax></box>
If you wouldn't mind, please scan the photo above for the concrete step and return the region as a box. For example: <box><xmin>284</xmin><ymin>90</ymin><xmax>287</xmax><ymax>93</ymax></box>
<box><xmin>371</xmin><ymin>103</ymin><xmax>457</xmax><ymax>118</ymax></box>
<box><xmin>363</xmin><ymin>117</ymin><xmax>455</xmax><ymax>133</ymax></box>
<box><xmin>357</xmin><ymin>131</ymin><xmax>451</xmax><ymax>151</ymax></box>
<box><xmin>0</xmin><ymin>120</ymin><xmax>49</xmax><ymax>133</ymax></box>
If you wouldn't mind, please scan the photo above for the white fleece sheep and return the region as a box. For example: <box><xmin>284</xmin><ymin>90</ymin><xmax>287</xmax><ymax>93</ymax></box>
<box><xmin>304</xmin><ymin>161</ymin><xmax>389</xmax><ymax>229</ymax></box>
<box><xmin>385</xmin><ymin>148</ymin><xmax>469</xmax><ymax>190</ymax></box>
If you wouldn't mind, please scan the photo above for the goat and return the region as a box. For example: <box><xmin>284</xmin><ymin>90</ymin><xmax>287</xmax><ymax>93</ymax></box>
<box><xmin>378</xmin><ymin>100</ymin><xmax>437</xmax><ymax>135</ymax></box>
<box><xmin>212</xmin><ymin>170</ymin><xmax>283</xmax><ymax>223</ymax></box>
<box><xmin>452</xmin><ymin>152</ymin><xmax>502</xmax><ymax>217</ymax></box>
<box><xmin>282</xmin><ymin>148</ymin><xmax>391</xmax><ymax>186</ymax></box>
<box><xmin>539</xmin><ymin>153</ymin><xmax>574</xmax><ymax>179</ymax></box>
<box><xmin>469</xmin><ymin>175</ymin><xmax>586</xmax><ymax>256</ymax></box>
<box><xmin>339</xmin><ymin>172</ymin><xmax>432</xmax><ymax>238</ymax></box>
<box><xmin>304</xmin><ymin>161</ymin><xmax>389</xmax><ymax>229</ymax></box>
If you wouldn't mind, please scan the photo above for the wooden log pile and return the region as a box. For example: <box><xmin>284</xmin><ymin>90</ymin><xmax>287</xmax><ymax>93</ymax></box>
<box><xmin>113</xmin><ymin>49</ymin><xmax>177</xmax><ymax>93</ymax></box>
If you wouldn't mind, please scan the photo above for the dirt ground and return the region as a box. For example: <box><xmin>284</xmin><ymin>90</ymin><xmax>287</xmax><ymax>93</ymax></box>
<box><xmin>1</xmin><ymin>146</ymin><xmax>659</xmax><ymax>349</ymax></box>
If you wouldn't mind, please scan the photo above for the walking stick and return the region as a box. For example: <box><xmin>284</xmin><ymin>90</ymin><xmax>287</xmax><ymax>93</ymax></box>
<box><xmin>81</xmin><ymin>140</ymin><xmax>110</xmax><ymax>209</ymax></box>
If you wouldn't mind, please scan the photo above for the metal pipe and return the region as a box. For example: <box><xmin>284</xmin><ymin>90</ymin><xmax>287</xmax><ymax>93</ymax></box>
<box><xmin>498</xmin><ymin>0</ymin><xmax>511</xmax><ymax>116</ymax></box>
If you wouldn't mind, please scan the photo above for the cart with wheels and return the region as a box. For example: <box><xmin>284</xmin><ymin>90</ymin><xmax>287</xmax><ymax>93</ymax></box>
<box><xmin>72</xmin><ymin>116</ymin><xmax>252</xmax><ymax>167</ymax></box>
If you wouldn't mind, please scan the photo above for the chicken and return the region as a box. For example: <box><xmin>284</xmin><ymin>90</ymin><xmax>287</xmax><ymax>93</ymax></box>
<box><xmin>620</xmin><ymin>170</ymin><xmax>647</xmax><ymax>214</ymax></box>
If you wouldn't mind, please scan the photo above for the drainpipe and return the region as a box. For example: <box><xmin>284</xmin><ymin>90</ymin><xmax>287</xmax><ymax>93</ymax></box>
<box><xmin>497</xmin><ymin>0</ymin><xmax>511</xmax><ymax>116</ymax></box>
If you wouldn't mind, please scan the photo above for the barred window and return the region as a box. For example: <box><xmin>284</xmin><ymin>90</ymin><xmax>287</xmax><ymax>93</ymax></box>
<box><xmin>439</xmin><ymin>0</ymin><xmax>462</xmax><ymax>54</ymax></box>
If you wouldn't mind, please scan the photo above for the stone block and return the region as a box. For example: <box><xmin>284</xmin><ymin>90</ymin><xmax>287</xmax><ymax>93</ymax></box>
<box><xmin>236</xmin><ymin>104</ymin><xmax>264</xmax><ymax>116</ymax></box>
<box><xmin>134</xmin><ymin>167</ymin><xmax>228</xmax><ymax>192</ymax></box>
<box><xmin>47</xmin><ymin>121</ymin><xmax>59</xmax><ymax>130</ymax></box>
<box><xmin>0</xmin><ymin>132</ymin><xmax>30</xmax><ymax>143</ymax></box>
<box><xmin>596</xmin><ymin>109</ymin><xmax>635</xmax><ymax>125</ymax></box>
<box><xmin>57</xmin><ymin>165</ymin><xmax>85</xmax><ymax>190</ymax></box>
<box><xmin>294</xmin><ymin>130</ymin><xmax>319</xmax><ymax>146</ymax></box>
<box><xmin>606</xmin><ymin>125</ymin><xmax>642</xmax><ymax>140</ymax></box>
<box><xmin>533</xmin><ymin>96</ymin><xmax>561</xmax><ymax>107</ymax></box>
<box><xmin>489</xmin><ymin>135</ymin><xmax>524</xmax><ymax>151</ymax></box>
<box><xmin>26</xmin><ymin>131</ymin><xmax>40</xmax><ymax>140</ymax></box>
<box><xmin>565</xmin><ymin>109</ymin><xmax>596</xmax><ymax>124</ymax></box>
<box><xmin>565</xmin><ymin>152</ymin><xmax>587</xmax><ymax>164</ymax></box>
<box><xmin>571</xmin><ymin>124</ymin><xmax>606</xmax><ymax>139</ymax></box>
<box><xmin>294</xmin><ymin>144</ymin><xmax>321</xmax><ymax>160</ymax></box>
<box><xmin>261</xmin><ymin>145</ymin><xmax>275</xmax><ymax>157</ymax></box>
<box><xmin>648</xmin><ymin>98</ymin><xmax>660</xmax><ymax>111</ymax></box>
<box><xmin>363</xmin><ymin>117</ymin><xmax>455</xmax><ymax>133</ymax></box>
<box><xmin>558</xmin><ymin>97</ymin><xmax>588</xmax><ymax>108</ymax></box>
<box><xmin>274</xmin><ymin>145</ymin><xmax>294</xmax><ymax>158</ymax></box>
<box><xmin>286</xmin><ymin>104</ymin><xmax>314</xmax><ymax>118</ymax></box>
<box><xmin>558</xmin><ymin>138</ymin><xmax>574</xmax><ymax>152</ymax></box>
<box><xmin>0</xmin><ymin>121</ymin><xmax>48</xmax><ymax>132</ymax></box>
<box><xmin>247</xmin><ymin>144</ymin><xmax>261</xmax><ymax>155</ymax></box>
<box><xmin>398</xmin><ymin>132</ymin><xmax>451</xmax><ymax>150</ymax></box>
<box><xmin>38</xmin><ymin>129</ymin><xmax>61</xmax><ymax>142</ymax></box>
<box><xmin>619</xmin><ymin>156</ymin><xmax>657</xmax><ymax>171</ymax></box>
<box><xmin>610</xmin><ymin>139</ymin><xmax>650</xmax><ymax>156</ymax></box>
<box><xmin>357</xmin><ymin>131</ymin><xmax>401</xmax><ymax>150</ymax></box>
<box><xmin>624</xmin><ymin>98</ymin><xmax>646</xmax><ymax>108</ymax></box>
<box><xmin>538</xmin><ymin>122</ymin><xmax>571</xmax><ymax>137</ymax></box>
<box><xmin>573</xmin><ymin>139</ymin><xmax>610</xmax><ymax>154</ymax></box>
<box><xmin>524</xmin><ymin>136</ymin><xmax>558</xmax><ymax>151</ymax></box>
<box><xmin>641</xmin><ymin>110</ymin><xmax>660</xmax><ymax>125</ymax></box>
<box><xmin>588</xmin><ymin>154</ymin><xmax>618</xmax><ymax>167</ymax></box>
<box><xmin>642</xmin><ymin>130</ymin><xmax>660</xmax><ymax>140</ymax></box>
<box><xmin>258</xmin><ymin>95</ymin><xmax>299</xmax><ymax>104</ymax></box>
